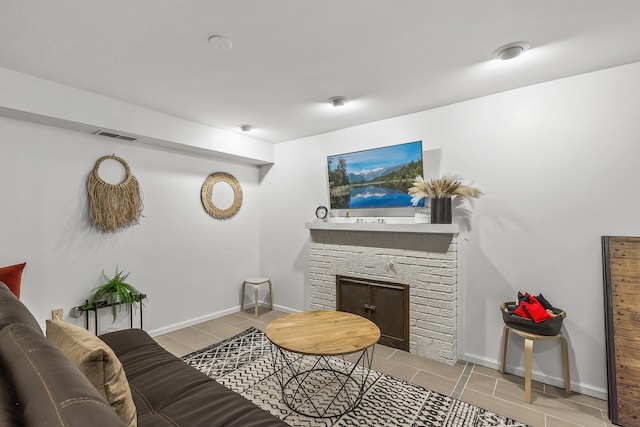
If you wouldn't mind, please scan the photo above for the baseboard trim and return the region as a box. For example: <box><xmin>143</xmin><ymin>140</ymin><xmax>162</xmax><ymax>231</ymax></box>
<box><xmin>460</xmin><ymin>352</ymin><xmax>607</xmax><ymax>401</ymax></box>
<box><xmin>272</xmin><ymin>303</ymin><xmax>299</xmax><ymax>314</ymax></box>
<box><xmin>147</xmin><ymin>306</ymin><xmax>240</xmax><ymax>337</ymax></box>
<box><xmin>146</xmin><ymin>304</ymin><xmax>300</xmax><ymax>337</ymax></box>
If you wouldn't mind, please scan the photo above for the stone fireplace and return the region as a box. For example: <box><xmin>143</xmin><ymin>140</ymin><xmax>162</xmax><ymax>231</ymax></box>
<box><xmin>307</xmin><ymin>223</ymin><xmax>458</xmax><ymax>365</ymax></box>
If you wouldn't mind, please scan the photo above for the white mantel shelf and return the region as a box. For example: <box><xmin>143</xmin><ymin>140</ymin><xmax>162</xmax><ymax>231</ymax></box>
<box><xmin>305</xmin><ymin>222</ymin><xmax>459</xmax><ymax>234</ymax></box>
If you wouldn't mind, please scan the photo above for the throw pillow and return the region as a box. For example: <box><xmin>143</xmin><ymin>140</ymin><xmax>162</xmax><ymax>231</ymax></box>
<box><xmin>46</xmin><ymin>320</ymin><xmax>137</xmax><ymax>427</ymax></box>
<box><xmin>0</xmin><ymin>262</ymin><xmax>26</xmax><ymax>298</ymax></box>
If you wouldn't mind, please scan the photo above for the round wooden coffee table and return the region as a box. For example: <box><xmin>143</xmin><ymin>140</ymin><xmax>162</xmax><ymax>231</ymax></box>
<box><xmin>265</xmin><ymin>310</ymin><xmax>380</xmax><ymax>418</ymax></box>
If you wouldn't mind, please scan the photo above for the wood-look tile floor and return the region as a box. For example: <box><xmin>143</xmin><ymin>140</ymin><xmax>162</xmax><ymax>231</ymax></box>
<box><xmin>154</xmin><ymin>309</ymin><xmax>611</xmax><ymax>427</ymax></box>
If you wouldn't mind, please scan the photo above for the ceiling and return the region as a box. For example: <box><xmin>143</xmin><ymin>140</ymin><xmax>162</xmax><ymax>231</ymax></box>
<box><xmin>1</xmin><ymin>1</ymin><xmax>640</xmax><ymax>144</ymax></box>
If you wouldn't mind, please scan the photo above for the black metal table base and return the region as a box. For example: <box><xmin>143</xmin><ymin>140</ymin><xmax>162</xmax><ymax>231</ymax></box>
<box><xmin>269</xmin><ymin>344</ymin><xmax>375</xmax><ymax>418</ymax></box>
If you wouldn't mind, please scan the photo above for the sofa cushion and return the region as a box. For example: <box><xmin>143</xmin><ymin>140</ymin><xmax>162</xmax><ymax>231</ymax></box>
<box><xmin>46</xmin><ymin>320</ymin><xmax>137</xmax><ymax>427</ymax></box>
<box><xmin>0</xmin><ymin>262</ymin><xmax>25</xmax><ymax>298</ymax></box>
<box><xmin>0</xmin><ymin>281</ymin><xmax>42</xmax><ymax>334</ymax></box>
<box><xmin>0</xmin><ymin>364</ymin><xmax>19</xmax><ymax>426</ymax></box>
<box><xmin>0</xmin><ymin>323</ymin><xmax>126</xmax><ymax>426</ymax></box>
<box><xmin>100</xmin><ymin>328</ymin><xmax>288</xmax><ymax>427</ymax></box>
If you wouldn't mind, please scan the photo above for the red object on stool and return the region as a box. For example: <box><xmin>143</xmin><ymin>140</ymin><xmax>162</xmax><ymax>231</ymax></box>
<box><xmin>514</xmin><ymin>293</ymin><xmax>553</xmax><ymax>323</ymax></box>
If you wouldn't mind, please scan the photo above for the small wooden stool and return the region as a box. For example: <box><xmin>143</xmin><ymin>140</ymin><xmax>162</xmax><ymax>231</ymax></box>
<box><xmin>500</xmin><ymin>325</ymin><xmax>571</xmax><ymax>403</ymax></box>
<box><xmin>241</xmin><ymin>278</ymin><xmax>273</xmax><ymax>318</ymax></box>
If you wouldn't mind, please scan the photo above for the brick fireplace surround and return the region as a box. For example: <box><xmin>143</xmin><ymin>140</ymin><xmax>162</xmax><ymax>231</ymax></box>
<box><xmin>307</xmin><ymin>226</ymin><xmax>459</xmax><ymax>365</ymax></box>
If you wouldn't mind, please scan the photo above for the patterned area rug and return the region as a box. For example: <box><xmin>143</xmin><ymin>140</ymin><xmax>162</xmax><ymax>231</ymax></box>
<box><xmin>181</xmin><ymin>327</ymin><xmax>528</xmax><ymax>427</ymax></box>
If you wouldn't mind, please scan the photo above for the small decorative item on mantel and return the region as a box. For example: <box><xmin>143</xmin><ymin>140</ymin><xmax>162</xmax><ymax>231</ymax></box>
<box><xmin>408</xmin><ymin>174</ymin><xmax>481</xmax><ymax>224</ymax></box>
<box><xmin>315</xmin><ymin>206</ymin><xmax>329</xmax><ymax>222</ymax></box>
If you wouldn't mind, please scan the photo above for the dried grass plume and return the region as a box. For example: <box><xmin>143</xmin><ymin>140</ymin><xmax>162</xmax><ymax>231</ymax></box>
<box><xmin>408</xmin><ymin>173</ymin><xmax>481</xmax><ymax>205</ymax></box>
<box><xmin>88</xmin><ymin>155</ymin><xmax>143</xmax><ymax>232</ymax></box>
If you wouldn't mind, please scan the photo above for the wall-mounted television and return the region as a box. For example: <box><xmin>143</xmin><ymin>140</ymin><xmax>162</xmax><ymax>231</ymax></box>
<box><xmin>327</xmin><ymin>140</ymin><xmax>424</xmax><ymax>215</ymax></box>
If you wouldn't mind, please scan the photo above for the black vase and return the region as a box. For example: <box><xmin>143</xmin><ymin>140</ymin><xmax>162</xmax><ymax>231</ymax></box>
<box><xmin>430</xmin><ymin>197</ymin><xmax>452</xmax><ymax>224</ymax></box>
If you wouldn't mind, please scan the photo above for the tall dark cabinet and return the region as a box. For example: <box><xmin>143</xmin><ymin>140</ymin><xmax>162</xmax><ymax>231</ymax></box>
<box><xmin>602</xmin><ymin>236</ymin><xmax>640</xmax><ymax>426</ymax></box>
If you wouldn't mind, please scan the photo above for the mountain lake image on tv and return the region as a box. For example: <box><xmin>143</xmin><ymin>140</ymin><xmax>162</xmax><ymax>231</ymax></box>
<box><xmin>327</xmin><ymin>140</ymin><xmax>424</xmax><ymax>210</ymax></box>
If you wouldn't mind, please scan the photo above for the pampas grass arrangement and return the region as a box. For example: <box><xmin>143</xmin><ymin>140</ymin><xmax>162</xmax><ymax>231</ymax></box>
<box><xmin>88</xmin><ymin>155</ymin><xmax>143</xmax><ymax>232</ymax></box>
<box><xmin>408</xmin><ymin>173</ymin><xmax>481</xmax><ymax>205</ymax></box>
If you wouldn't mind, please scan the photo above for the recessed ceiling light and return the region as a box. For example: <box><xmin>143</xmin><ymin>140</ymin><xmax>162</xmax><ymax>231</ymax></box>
<box><xmin>328</xmin><ymin>96</ymin><xmax>349</xmax><ymax>107</ymax></box>
<box><xmin>208</xmin><ymin>35</ymin><xmax>232</xmax><ymax>50</ymax></box>
<box><xmin>239</xmin><ymin>124</ymin><xmax>252</xmax><ymax>132</ymax></box>
<box><xmin>492</xmin><ymin>41</ymin><xmax>530</xmax><ymax>61</ymax></box>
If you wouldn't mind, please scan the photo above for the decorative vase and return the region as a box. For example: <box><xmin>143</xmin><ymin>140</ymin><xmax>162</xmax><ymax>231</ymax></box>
<box><xmin>430</xmin><ymin>197</ymin><xmax>452</xmax><ymax>224</ymax></box>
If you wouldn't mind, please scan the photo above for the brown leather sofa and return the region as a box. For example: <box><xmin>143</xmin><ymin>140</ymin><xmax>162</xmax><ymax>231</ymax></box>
<box><xmin>0</xmin><ymin>281</ymin><xmax>287</xmax><ymax>426</ymax></box>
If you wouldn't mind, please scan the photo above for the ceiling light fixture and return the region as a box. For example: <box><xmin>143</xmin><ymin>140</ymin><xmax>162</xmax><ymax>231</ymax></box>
<box><xmin>493</xmin><ymin>41</ymin><xmax>530</xmax><ymax>61</ymax></box>
<box><xmin>328</xmin><ymin>96</ymin><xmax>349</xmax><ymax>107</ymax></box>
<box><xmin>208</xmin><ymin>35</ymin><xmax>232</xmax><ymax>50</ymax></box>
<box><xmin>239</xmin><ymin>124</ymin><xmax>252</xmax><ymax>132</ymax></box>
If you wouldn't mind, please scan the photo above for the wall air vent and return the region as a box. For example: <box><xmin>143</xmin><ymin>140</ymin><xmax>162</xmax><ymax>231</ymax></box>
<box><xmin>93</xmin><ymin>130</ymin><xmax>138</xmax><ymax>142</ymax></box>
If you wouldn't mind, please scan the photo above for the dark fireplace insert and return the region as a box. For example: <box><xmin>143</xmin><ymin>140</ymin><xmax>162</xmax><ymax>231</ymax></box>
<box><xmin>336</xmin><ymin>275</ymin><xmax>409</xmax><ymax>351</ymax></box>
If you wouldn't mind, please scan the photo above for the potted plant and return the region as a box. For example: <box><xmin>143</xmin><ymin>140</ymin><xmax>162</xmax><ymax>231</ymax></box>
<box><xmin>80</xmin><ymin>267</ymin><xmax>145</xmax><ymax>322</ymax></box>
<box><xmin>408</xmin><ymin>174</ymin><xmax>481</xmax><ymax>223</ymax></box>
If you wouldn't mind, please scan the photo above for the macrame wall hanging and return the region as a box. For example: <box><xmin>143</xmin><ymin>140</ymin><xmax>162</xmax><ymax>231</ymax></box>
<box><xmin>87</xmin><ymin>155</ymin><xmax>143</xmax><ymax>232</ymax></box>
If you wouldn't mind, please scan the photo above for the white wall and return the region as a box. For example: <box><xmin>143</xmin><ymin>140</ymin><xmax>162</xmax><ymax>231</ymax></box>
<box><xmin>260</xmin><ymin>61</ymin><xmax>640</xmax><ymax>399</ymax></box>
<box><xmin>0</xmin><ymin>116</ymin><xmax>261</xmax><ymax>335</ymax></box>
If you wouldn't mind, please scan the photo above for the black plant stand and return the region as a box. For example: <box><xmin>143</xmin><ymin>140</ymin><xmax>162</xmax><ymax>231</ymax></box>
<box><xmin>82</xmin><ymin>294</ymin><xmax>145</xmax><ymax>335</ymax></box>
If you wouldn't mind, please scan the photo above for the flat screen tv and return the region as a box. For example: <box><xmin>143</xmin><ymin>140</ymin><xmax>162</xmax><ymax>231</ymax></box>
<box><xmin>327</xmin><ymin>140</ymin><xmax>424</xmax><ymax>214</ymax></box>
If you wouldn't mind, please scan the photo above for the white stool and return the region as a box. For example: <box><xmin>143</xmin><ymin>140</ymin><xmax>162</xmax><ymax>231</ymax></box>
<box><xmin>500</xmin><ymin>325</ymin><xmax>571</xmax><ymax>403</ymax></box>
<box><xmin>241</xmin><ymin>278</ymin><xmax>273</xmax><ymax>318</ymax></box>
